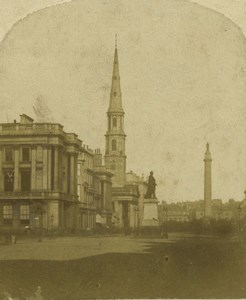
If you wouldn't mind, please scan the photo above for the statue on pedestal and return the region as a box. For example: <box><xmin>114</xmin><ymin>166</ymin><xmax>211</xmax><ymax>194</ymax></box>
<box><xmin>145</xmin><ymin>171</ymin><xmax>157</xmax><ymax>199</ymax></box>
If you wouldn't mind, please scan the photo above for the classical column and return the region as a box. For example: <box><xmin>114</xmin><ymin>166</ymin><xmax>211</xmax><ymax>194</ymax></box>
<box><xmin>47</xmin><ymin>147</ymin><xmax>52</xmax><ymax>190</ymax></box>
<box><xmin>74</xmin><ymin>153</ymin><xmax>78</xmax><ymax>197</ymax></box>
<box><xmin>31</xmin><ymin>147</ymin><xmax>36</xmax><ymax>190</ymax></box>
<box><xmin>0</xmin><ymin>148</ymin><xmax>3</xmax><ymax>192</ymax></box>
<box><xmin>70</xmin><ymin>154</ymin><xmax>75</xmax><ymax>195</ymax></box>
<box><xmin>42</xmin><ymin>146</ymin><xmax>48</xmax><ymax>190</ymax></box>
<box><xmin>54</xmin><ymin>146</ymin><xmax>59</xmax><ymax>191</ymax></box>
<box><xmin>14</xmin><ymin>147</ymin><xmax>19</xmax><ymax>191</ymax></box>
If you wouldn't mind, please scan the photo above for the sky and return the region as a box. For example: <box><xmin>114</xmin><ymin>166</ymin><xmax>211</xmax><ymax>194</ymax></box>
<box><xmin>0</xmin><ymin>0</ymin><xmax>246</xmax><ymax>203</ymax></box>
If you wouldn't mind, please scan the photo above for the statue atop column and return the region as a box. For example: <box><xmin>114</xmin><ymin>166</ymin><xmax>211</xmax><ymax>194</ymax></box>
<box><xmin>145</xmin><ymin>171</ymin><xmax>157</xmax><ymax>199</ymax></box>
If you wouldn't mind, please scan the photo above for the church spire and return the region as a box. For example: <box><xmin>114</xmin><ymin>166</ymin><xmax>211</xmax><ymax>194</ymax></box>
<box><xmin>108</xmin><ymin>37</ymin><xmax>124</xmax><ymax>113</ymax></box>
<box><xmin>105</xmin><ymin>38</ymin><xmax>126</xmax><ymax>186</ymax></box>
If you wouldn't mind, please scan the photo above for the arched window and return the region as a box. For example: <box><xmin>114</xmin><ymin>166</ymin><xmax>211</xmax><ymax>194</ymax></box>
<box><xmin>112</xmin><ymin>139</ymin><xmax>116</xmax><ymax>151</ymax></box>
<box><xmin>113</xmin><ymin>117</ymin><xmax>117</xmax><ymax>127</ymax></box>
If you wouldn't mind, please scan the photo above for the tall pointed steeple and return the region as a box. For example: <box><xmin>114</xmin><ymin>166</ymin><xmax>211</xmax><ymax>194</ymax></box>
<box><xmin>108</xmin><ymin>36</ymin><xmax>124</xmax><ymax>113</ymax></box>
<box><xmin>105</xmin><ymin>38</ymin><xmax>126</xmax><ymax>187</ymax></box>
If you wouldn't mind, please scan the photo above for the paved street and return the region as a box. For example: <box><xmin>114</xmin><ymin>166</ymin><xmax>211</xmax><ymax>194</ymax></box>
<box><xmin>0</xmin><ymin>234</ymin><xmax>245</xmax><ymax>299</ymax></box>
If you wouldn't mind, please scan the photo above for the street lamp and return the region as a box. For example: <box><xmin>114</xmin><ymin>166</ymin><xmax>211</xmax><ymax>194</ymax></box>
<box><xmin>34</xmin><ymin>216</ymin><xmax>42</xmax><ymax>242</ymax></box>
<box><xmin>161</xmin><ymin>205</ymin><xmax>168</xmax><ymax>238</ymax></box>
<box><xmin>50</xmin><ymin>214</ymin><xmax>54</xmax><ymax>237</ymax></box>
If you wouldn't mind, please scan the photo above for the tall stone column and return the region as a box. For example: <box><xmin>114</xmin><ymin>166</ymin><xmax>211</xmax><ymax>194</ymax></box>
<box><xmin>31</xmin><ymin>147</ymin><xmax>36</xmax><ymax>190</ymax></box>
<box><xmin>129</xmin><ymin>204</ymin><xmax>135</xmax><ymax>228</ymax></box>
<box><xmin>14</xmin><ymin>147</ymin><xmax>19</xmax><ymax>191</ymax></box>
<box><xmin>204</xmin><ymin>143</ymin><xmax>212</xmax><ymax>218</ymax></box>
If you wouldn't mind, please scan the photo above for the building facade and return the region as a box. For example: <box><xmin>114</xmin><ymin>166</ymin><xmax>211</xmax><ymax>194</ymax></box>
<box><xmin>0</xmin><ymin>114</ymin><xmax>81</xmax><ymax>233</ymax></box>
<box><xmin>76</xmin><ymin>147</ymin><xmax>113</xmax><ymax>231</ymax></box>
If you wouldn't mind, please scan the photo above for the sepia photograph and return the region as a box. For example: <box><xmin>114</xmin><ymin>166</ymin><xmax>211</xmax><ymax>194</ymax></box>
<box><xmin>0</xmin><ymin>0</ymin><xmax>246</xmax><ymax>299</ymax></box>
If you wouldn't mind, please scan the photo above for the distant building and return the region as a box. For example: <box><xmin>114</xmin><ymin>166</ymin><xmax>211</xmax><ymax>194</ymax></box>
<box><xmin>93</xmin><ymin>149</ymin><xmax>113</xmax><ymax>227</ymax></box>
<box><xmin>77</xmin><ymin>146</ymin><xmax>98</xmax><ymax>230</ymax></box>
<box><xmin>126</xmin><ymin>171</ymin><xmax>148</xmax><ymax>227</ymax></box>
<box><xmin>158</xmin><ymin>198</ymin><xmax>240</xmax><ymax>223</ymax></box>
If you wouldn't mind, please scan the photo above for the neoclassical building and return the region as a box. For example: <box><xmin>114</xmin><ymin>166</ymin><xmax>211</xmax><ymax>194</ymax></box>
<box><xmin>0</xmin><ymin>114</ymin><xmax>81</xmax><ymax>232</ymax></box>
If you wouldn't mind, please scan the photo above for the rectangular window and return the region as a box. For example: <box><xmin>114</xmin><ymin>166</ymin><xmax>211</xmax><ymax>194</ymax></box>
<box><xmin>20</xmin><ymin>205</ymin><xmax>29</xmax><ymax>219</ymax></box>
<box><xmin>20</xmin><ymin>205</ymin><xmax>30</xmax><ymax>224</ymax></box>
<box><xmin>3</xmin><ymin>205</ymin><xmax>13</xmax><ymax>224</ymax></box>
<box><xmin>21</xmin><ymin>170</ymin><xmax>31</xmax><ymax>191</ymax></box>
<box><xmin>22</xmin><ymin>147</ymin><xmax>30</xmax><ymax>162</ymax></box>
<box><xmin>5</xmin><ymin>147</ymin><xmax>13</xmax><ymax>162</ymax></box>
<box><xmin>4</xmin><ymin>170</ymin><xmax>14</xmax><ymax>192</ymax></box>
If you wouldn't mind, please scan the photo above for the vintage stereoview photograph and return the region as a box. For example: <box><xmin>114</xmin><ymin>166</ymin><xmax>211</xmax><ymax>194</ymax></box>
<box><xmin>0</xmin><ymin>0</ymin><xmax>246</xmax><ymax>299</ymax></box>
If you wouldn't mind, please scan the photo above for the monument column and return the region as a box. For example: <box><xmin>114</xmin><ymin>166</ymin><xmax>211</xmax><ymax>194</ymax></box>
<box><xmin>204</xmin><ymin>143</ymin><xmax>212</xmax><ymax>218</ymax></box>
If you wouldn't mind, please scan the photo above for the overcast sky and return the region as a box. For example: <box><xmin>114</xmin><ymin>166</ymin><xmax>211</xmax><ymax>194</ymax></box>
<box><xmin>0</xmin><ymin>0</ymin><xmax>246</xmax><ymax>203</ymax></box>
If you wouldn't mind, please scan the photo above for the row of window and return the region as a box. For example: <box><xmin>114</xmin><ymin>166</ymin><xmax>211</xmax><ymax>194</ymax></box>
<box><xmin>4</xmin><ymin>170</ymin><xmax>31</xmax><ymax>192</ymax></box>
<box><xmin>2</xmin><ymin>204</ymin><xmax>30</xmax><ymax>225</ymax></box>
<box><xmin>5</xmin><ymin>147</ymin><xmax>30</xmax><ymax>162</ymax></box>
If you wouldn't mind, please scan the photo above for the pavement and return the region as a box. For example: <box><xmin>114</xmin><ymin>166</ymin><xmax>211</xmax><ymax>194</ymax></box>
<box><xmin>0</xmin><ymin>235</ymin><xmax>173</xmax><ymax>261</ymax></box>
<box><xmin>0</xmin><ymin>233</ymin><xmax>245</xmax><ymax>299</ymax></box>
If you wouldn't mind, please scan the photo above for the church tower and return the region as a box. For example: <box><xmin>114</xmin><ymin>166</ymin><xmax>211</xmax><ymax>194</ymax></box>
<box><xmin>204</xmin><ymin>143</ymin><xmax>212</xmax><ymax>218</ymax></box>
<box><xmin>105</xmin><ymin>40</ymin><xmax>126</xmax><ymax>187</ymax></box>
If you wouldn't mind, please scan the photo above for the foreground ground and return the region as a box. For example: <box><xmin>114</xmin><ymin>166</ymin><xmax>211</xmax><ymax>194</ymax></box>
<box><xmin>0</xmin><ymin>233</ymin><xmax>245</xmax><ymax>299</ymax></box>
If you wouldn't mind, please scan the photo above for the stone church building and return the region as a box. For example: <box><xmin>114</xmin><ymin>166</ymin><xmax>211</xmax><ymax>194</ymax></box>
<box><xmin>103</xmin><ymin>45</ymin><xmax>145</xmax><ymax>230</ymax></box>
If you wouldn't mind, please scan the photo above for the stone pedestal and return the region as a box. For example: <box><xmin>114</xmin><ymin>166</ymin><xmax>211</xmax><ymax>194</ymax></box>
<box><xmin>142</xmin><ymin>198</ymin><xmax>159</xmax><ymax>227</ymax></box>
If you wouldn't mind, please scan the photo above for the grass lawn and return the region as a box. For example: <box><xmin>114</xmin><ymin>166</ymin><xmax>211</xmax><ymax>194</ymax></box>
<box><xmin>0</xmin><ymin>234</ymin><xmax>245</xmax><ymax>299</ymax></box>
